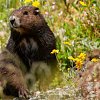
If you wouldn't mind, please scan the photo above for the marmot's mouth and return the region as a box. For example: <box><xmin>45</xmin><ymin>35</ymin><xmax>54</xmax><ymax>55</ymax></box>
<box><xmin>9</xmin><ymin>16</ymin><xmax>20</xmax><ymax>28</ymax></box>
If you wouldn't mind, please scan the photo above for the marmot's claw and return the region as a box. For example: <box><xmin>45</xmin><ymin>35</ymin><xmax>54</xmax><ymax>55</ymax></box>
<box><xmin>18</xmin><ymin>88</ymin><xmax>30</xmax><ymax>99</ymax></box>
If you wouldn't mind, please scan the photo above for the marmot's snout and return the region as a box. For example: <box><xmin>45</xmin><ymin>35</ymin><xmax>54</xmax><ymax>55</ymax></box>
<box><xmin>9</xmin><ymin>16</ymin><xmax>20</xmax><ymax>28</ymax></box>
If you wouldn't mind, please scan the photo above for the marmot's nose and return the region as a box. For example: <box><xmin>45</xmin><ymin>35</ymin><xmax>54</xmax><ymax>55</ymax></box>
<box><xmin>9</xmin><ymin>16</ymin><xmax>20</xmax><ymax>28</ymax></box>
<box><xmin>9</xmin><ymin>16</ymin><xmax>15</xmax><ymax>25</ymax></box>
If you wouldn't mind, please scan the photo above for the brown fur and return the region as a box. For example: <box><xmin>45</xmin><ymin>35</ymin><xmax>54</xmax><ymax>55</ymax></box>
<box><xmin>0</xmin><ymin>50</ymin><xmax>28</xmax><ymax>98</ymax></box>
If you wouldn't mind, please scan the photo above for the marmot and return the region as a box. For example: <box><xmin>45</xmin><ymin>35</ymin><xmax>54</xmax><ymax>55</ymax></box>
<box><xmin>0</xmin><ymin>6</ymin><xmax>58</xmax><ymax>99</ymax></box>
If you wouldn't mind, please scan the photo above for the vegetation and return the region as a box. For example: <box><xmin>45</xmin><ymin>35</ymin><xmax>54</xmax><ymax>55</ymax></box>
<box><xmin>0</xmin><ymin>0</ymin><xmax>100</xmax><ymax>99</ymax></box>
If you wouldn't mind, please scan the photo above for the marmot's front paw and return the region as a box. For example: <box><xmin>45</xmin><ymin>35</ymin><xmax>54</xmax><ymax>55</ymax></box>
<box><xmin>18</xmin><ymin>87</ymin><xmax>30</xmax><ymax>99</ymax></box>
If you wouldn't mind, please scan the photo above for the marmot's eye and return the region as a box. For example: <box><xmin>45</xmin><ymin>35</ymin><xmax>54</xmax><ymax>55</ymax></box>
<box><xmin>23</xmin><ymin>11</ymin><xmax>28</xmax><ymax>15</ymax></box>
<box><xmin>34</xmin><ymin>8</ymin><xmax>40</xmax><ymax>15</ymax></box>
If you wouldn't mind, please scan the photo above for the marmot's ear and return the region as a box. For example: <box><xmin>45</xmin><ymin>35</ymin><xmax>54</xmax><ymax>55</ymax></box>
<box><xmin>34</xmin><ymin>8</ymin><xmax>40</xmax><ymax>15</ymax></box>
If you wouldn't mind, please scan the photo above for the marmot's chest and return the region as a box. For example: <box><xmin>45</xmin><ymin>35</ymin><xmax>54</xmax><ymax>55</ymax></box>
<box><xmin>19</xmin><ymin>38</ymin><xmax>38</xmax><ymax>57</ymax></box>
<box><xmin>15</xmin><ymin>38</ymin><xmax>55</xmax><ymax>71</ymax></box>
<box><xmin>16</xmin><ymin>38</ymin><xmax>39</xmax><ymax>70</ymax></box>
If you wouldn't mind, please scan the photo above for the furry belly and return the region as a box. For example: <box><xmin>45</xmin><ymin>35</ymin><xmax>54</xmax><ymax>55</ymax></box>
<box><xmin>25</xmin><ymin>61</ymin><xmax>52</xmax><ymax>90</ymax></box>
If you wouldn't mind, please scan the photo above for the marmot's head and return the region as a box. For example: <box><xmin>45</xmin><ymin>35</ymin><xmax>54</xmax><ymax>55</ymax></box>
<box><xmin>9</xmin><ymin>6</ymin><xmax>46</xmax><ymax>35</ymax></box>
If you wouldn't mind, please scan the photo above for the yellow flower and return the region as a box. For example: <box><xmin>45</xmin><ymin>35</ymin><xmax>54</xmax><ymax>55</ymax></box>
<box><xmin>78</xmin><ymin>53</ymin><xmax>86</xmax><ymax>60</ymax></box>
<box><xmin>51</xmin><ymin>49</ymin><xmax>59</xmax><ymax>54</ymax></box>
<box><xmin>91</xmin><ymin>58</ymin><xmax>99</xmax><ymax>62</ymax></box>
<box><xmin>75</xmin><ymin>59</ymin><xmax>83</xmax><ymax>69</ymax></box>
<box><xmin>68</xmin><ymin>56</ymin><xmax>75</xmax><ymax>61</ymax></box>
<box><xmin>74</xmin><ymin>58</ymin><xmax>79</xmax><ymax>61</ymax></box>
<box><xmin>24</xmin><ymin>0</ymin><xmax>32</xmax><ymax>3</ymax></box>
<box><xmin>32</xmin><ymin>1</ymin><xmax>40</xmax><ymax>7</ymax></box>
<box><xmin>79</xmin><ymin>1</ymin><xmax>87</xmax><ymax>6</ymax></box>
<box><xmin>68</xmin><ymin>68</ymin><xmax>70</xmax><ymax>71</ymax></box>
<box><xmin>63</xmin><ymin>42</ymin><xmax>71</xmax><ymax>46</ymax></box>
